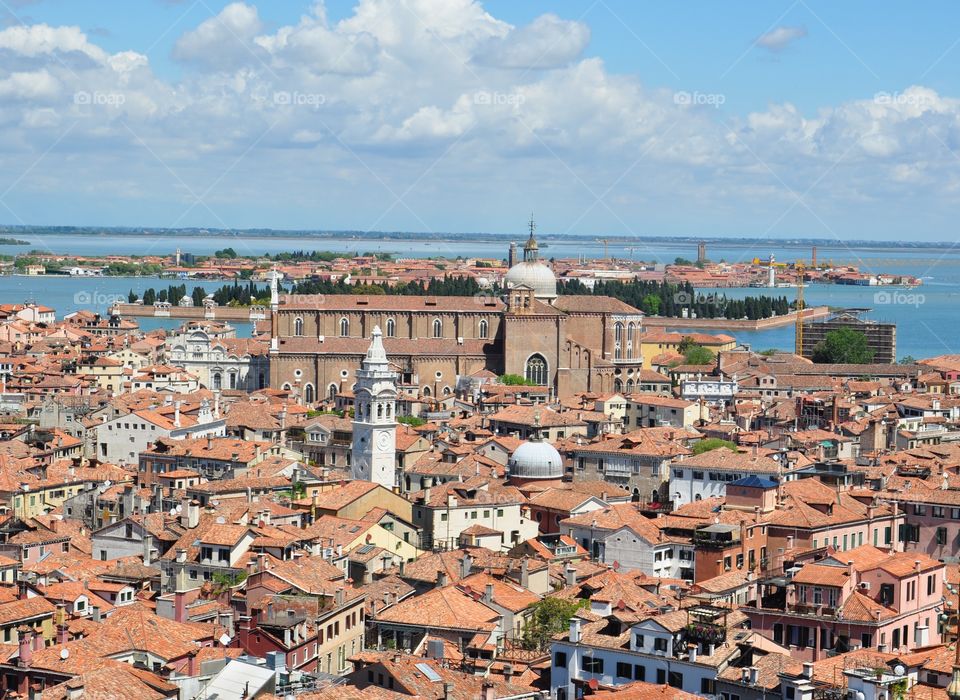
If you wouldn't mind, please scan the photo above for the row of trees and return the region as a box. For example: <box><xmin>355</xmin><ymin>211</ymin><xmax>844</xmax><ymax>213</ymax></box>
<box><xmin>293</xmin><ymin>275</ymin><xmax>482</xmax><ymax>297</ymax></box>
<box><xmin>557</xmin><ymin>279</ymin><xmax>791</xmax><ymax>320</ymax></box>
<box><xmin>133</xmin><ymin>280</ymin><xmax>273</xmax><ymax>307</ymax></box>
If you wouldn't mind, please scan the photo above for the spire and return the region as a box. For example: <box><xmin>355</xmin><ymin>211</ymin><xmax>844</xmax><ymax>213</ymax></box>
<box><xmin>523</xmin><ymin>213</ymin><xmax>539</xmax><ymax>262</ymax></box>
<box><xmin>365</xmin><ymin>325</ymin><xmax>387</xmax><ymax>364</ymax></box>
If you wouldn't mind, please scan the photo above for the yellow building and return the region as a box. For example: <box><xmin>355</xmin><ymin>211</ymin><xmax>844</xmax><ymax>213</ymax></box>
<box><xmin>637</xmin><ymin>330</ymin><xmax>736</xmax><ymax>369</ymax></box>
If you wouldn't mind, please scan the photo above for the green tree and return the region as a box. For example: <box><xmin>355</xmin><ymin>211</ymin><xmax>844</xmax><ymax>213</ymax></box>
<box><xmin>128</xmin><ymin>289</ymin><xmax>137</xmax><ymax>303</ymax></box>
<box><xmin>811</xmin><ymin>328</ymin><xmax>875</xmax><ymax>364</ymax></box>
<box><xmin>499</xmin><ymin>373</ymin><xmax>535</xmax><ymax>386</ymax></box>
<box><xmin>142</xmin><ymin>288</ymin><xmax>156</xmax><ymax>305</ymax></box>
<box><xmin>692</xmin><ymin>438</ymin><xmax>738</xmax><ymax>455</ymax></box>
<box><xmin>899</xmin><ymin>355</ymin><xmax>916</xmax><ymax>365</ymax></box>
<box><xmin>397</xmin><ymin>415</ymin><xmax>426</xmax><ymax>427</ymax></box>
<box><xmin>521</xmin><ymin>598</ymin><xmax>587</xmax><ymax>650</ymax></box>
<box><xmin>640</xmin><ymin>294</ymin><xmax>661</xmax><ymax>316</ymax></box>
<box><xmin>191</xmin><ymin>286</ymin><xmax>207</xmax><ymax>307</ymax></box>
<box><xmin>676</xmin><ymin>338</ymin><xmax>714</xmax><ymax>365</ymax></box>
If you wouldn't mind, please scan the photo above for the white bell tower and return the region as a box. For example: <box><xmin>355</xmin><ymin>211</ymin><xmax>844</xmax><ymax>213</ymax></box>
<box><xmin>351</xmin><ymin>325</ymin><xmax>397</xmax><ymax>488</ymax></box>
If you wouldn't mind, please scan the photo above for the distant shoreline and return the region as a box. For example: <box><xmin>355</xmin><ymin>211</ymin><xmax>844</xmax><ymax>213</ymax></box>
<box><xmin>3</xmin><ymin>226</ymin><xmax>960</xmax><ymax>251</ymax></box>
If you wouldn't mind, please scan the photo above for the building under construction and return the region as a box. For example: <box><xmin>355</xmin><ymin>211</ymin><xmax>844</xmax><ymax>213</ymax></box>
<box><xmin>800</xmin><ymin>308</ymin><xmax>897</xmax><ymax>364</ymax></box>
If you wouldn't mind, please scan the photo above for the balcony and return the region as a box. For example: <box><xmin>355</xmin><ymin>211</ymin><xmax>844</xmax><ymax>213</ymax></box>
<box><xmin>789</xmin><ymin>602</ymin><xmax>838</xmax><ymax>618</ymax></box>
<box><xmin>684</xmin><ymin>605</ymin><xmax>728</xmax><ymax>645</ymax></box>
<box><xmin>693</xmin><ymin>523</ymin><xmax>740</xmax><ymax>548</ymax></box>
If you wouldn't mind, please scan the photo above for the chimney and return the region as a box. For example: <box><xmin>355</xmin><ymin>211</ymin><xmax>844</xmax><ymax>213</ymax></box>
<box><xmin>688</xmin><ymin>643</ymin><xmax>698</xmax><ymax>663</ymax></box>
<box><xmin>482</xmin><ymin>681</ymin><xmax>495</xmax><ymax>700</ymax></box>
<box><xmin>16</xmin><ymin>626</ymin><xmax>31</xmax><ymax>667</ymax></box>
<box><xmin>750</xmin><ymin>667</ymin><xmax>759</xmax><ymax>685</ymax></box>
<box><xmin>335</xmin><ymin>588</ymin><xmax>345</xmax><ymax>607</ymax></box>
<box><xmin>207</xmin><ymin>435</ymin><xmax>213</xmax><ymax>450</ymax></box>
<box><xmin>520</xmin><ymin>558</ymin><xmax>530</xmax><ymax>590</ymax></box>
<box><xmin>142</xmin><ymin>534</ymin><xmax>153</xmax><ymax>566</ymax></box>
<box><xmin>460</xmin><ymin>552</ymin><xmax>472</xmax><ymax>579</ymax></box>
<box><xmin>92</xmin><ymin>606</ymin><xmax>101</xmax><ymax>622</ymax></box>
<box><xmin>569</xmin><ymin>617</ymin><xmax>581</xmax><ymax>643</ymax></box>
<box><xmin>174</xmin><ymin>401</ymin><xmax>181</xmax><ymax>428</ymax></box>
<box><xmin>31</xmin><ymin>626</ymin><xmax>43</xmax><ymax>651</ymax></box>
<box><xmin>17</xmin><ymin>579</ymin><xmax>27</xmax><ymax>601</ymax></box>
<box><xmin>483</xmin><ymin>583</ymin><xmax>494</xmax><ymax>604</ymax></box>
<box><xmin>437</xmin><ymin>570</ymin><xmax>448</xmax><ymax>587</ymax></box>
<box><xmin>564</xmin><ymin>563</ymin><xmax>576</xmax><ymax>587</ymax></box>
<box><xmin>803</xmin><ymin>662</ymin><xmax>814</xmax><ymax>679</ymax></box>
<box><xmin>186</xmin><ymin>650</ymin><xmax>199</xmax><ymax>677</ymax></box>
<box><xmin>64</xmin><ymin>678</ymin><xmax>84</xmax><ymax>700</ymax></box>
<box><xmin>443</xmin><ymin>682</ymin><xmax>454</xmax><ymax>700</ymax></box>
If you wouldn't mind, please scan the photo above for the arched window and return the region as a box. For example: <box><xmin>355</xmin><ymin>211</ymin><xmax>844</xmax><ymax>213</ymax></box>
<box><xmin>377</xmin><ymin>403</ymin><xmax>383</xmax><ymax>419</ymax></box>
<box><xmin>422</xmin><ymin>386</ymin><xmax>431</xmax><ymax>397</ymax></box>
<box><xmin>386</xmin><ymin>318</ymin><xmax>396</xmax><ymax>337</ymax></box>
<box><xmin>386</xmin><ymin>404</ymin><xmax>392</xmax><ymax>418</ymax></box>
<box><xmin>614</xmin><ymin>322</ymin><xmax>623</xmax><ymax>359</ymax></box>
<box><xmin>627</xmin><ymin>322</ymin><xmax>635</xmax><ymax>358</ymax></box>
<box><xmin>328</xmin><ymin>383</ymin><xmax>338</xmax><ymax>399</ymax></box>
<box><xmin>525</xmin><ymin>354</ymin><xmax>548</xmax><ymax>386</ymax></box>
<box><xmin>212</xmin><ymin>372</ymin><xmax>222</xmax><ymax>390</ymax></box>
<box><xmin>443</xmin><ymin>386</ymin><xmax>451</xmax><ymax>395</ymax></box>
<box><xmin>281</xmin><ymin>382</ymin><xmax>292</xmax><ymax>391</ymax></box>
<box><xmin>614</xmin><ymin>378</ymin><xmax>623</xmax><ymax>392</ymax></box>
<box><xmin>479</xmin><ymin>319</ymin><xmax>488</xmax><ymax>339</ymax></box>
<box><xmin>294</xmin><ymin>317</ymin><xmax>304</xmax><ymax>336</ymax></box>
<box><xmin>304</xmin><ymin>384</ymin><xmax>315</xmax><ymax>404</ymax></box>
<box><xmin>339</xmin><ymin>317</ymin><xmax>349</xmax><ymax>336</ymax></box>
<box><xmin>228</xmin><ymin>371</ymin><xmax>237</xmax><ymax>390</ymax></box>
<box><xmin>625</xmin><ymin>379</ymin><xmax>634</xmax><ymax>394</ymax></box>
<box><xmin>432</xmin><ymin>318</ymin><xmax>442</xmax><ymax>338</ymax></box>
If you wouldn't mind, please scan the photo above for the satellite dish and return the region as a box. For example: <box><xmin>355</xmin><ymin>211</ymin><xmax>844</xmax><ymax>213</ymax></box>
<box><xmin>176</xmin><ymin>504</ymin><xmax>183</xmax><ymax>513</ymax></box>
<box><xmin>60</xmin><ymin>649</ymin><xmax>69</xmax><ymax>660</ymax></box>
<box><xmin>894</xmin><ymin>665</ymin><xmax>905</xmax><ymax>676</ymax></box>
<box><xmin>219</xmin><ymin>633</ymin><xmax>232</xmax><ymax>646</ymax></box>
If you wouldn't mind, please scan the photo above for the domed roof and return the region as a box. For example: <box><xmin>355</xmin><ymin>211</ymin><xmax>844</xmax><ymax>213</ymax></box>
<box><xmin>504</xmin><ymin>261</ymin><xmax>557</xmax><ymax>299</ymax></box>
<box><xmin>508</xmin><ymin>440</ymin><xmax>563</xmax><ymax>480</ymax></box>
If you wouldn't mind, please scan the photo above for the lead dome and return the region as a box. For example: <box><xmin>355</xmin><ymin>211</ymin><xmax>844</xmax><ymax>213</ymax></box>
<box><xmin>508</xmin><ymin>440</ymin><xmax>564</xmax><ymax>480</ymax></box>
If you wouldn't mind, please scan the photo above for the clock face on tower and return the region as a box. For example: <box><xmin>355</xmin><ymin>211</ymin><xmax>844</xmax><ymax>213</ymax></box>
<box><xmin>376</xmin><ymin>430</ymin><xmax>392</xmax><ymax>450</ymax></box>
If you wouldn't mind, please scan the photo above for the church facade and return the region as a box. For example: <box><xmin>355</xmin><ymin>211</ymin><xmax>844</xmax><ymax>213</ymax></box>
<box><xmin>269</xmin><ymin>229</ymin><xmax>646</xmax><ymax>401</ymax></box>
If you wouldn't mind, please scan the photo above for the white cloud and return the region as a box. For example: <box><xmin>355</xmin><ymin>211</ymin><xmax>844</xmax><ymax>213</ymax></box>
<box><xmin>172</xmin><ymin>2</ymin><xmax>263</xmax><ymax>69</ymax></box>
<box><xmin>756</xmin><ymin>25</ymin><xmax>807</xmax><ymax>52</ymax></box>
<box><xmin>0</xmin><ymin>2</ymin><xmax>958</xmax><ymax>238</ymax></box>
<box><xmin>473</xmin><ymin>13</ymin><xmax>590</xmax><ymax>69</ymax></box>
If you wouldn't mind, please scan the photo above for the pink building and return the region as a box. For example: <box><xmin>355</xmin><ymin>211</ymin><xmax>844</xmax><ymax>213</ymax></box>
<box><xmin>746</xmin><ymin>545</ymin><xmax>943</xmax><ymax>661</ymax></box>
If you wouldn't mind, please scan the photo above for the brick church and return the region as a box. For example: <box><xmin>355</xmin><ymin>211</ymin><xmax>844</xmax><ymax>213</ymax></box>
<box><xmin>269</xmin><ymin>225</ymin><xmax>645</xmax><ymax>402</ymax></box>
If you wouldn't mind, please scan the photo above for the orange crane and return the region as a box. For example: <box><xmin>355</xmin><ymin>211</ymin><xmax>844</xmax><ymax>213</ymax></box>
<box><xmin>795</xmin><ymin>262</ymin><xmax>805</xmax><ymax>356</ymax></box>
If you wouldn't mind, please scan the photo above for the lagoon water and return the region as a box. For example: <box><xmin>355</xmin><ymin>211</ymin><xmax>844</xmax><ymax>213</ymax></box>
<box><xmin>4</xmin><ymin>233</ymin><xmax>960</xmax><ymax>358</ymax></box>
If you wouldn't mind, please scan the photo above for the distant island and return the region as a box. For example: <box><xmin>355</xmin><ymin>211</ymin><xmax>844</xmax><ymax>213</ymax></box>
<box><xmin>0</xmin><ymin>224</ymin><xmax>958</xmax><ymax>251</ymax></box>
<box><xmin>0</xmin><ymin>237</ymin><xmax>29</xmax><ymax>245</ymax></box>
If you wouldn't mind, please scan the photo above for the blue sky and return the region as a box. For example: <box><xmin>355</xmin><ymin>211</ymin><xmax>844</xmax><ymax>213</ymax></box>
<box><xmin>1</xmin><ymin>1</ymin><xmax>960</xmax><ymax>239</ymax></box>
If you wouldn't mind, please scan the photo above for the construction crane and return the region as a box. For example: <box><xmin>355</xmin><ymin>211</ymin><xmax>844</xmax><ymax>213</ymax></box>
<box><xmin>795</xmin><ymin>262</ymin><xmax>805</xmax><ymax>356</ymax></box>
<box><xmin>596</xmin><ymin>238</ymin><xmax>609</xmax><ymax>260</ymax></box>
